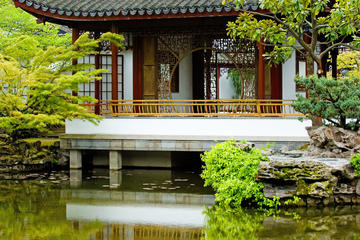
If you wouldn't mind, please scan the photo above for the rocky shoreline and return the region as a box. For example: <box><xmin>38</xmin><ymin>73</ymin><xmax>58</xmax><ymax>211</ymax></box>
<box><xmin>259</xmin><ymin>153</ymin><xmax>358</xmax><ymax>206</ymax></box>
<box><xmin>0</xmin><ymin>134</ymin><xmax>69</xmax><ymax>173</ymax></box>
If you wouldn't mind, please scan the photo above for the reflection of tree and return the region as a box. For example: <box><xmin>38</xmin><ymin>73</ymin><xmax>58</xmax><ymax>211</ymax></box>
<box><xmin>203</xmin><ymin>207</ymin><xmax>265</xmax><ymax>240</ymax></box>
<box><xmin>0</xmin><ymin>181</ymin><xmax>103</xmax><ymax>240</ymax></box>
<box><xmin>203</xmin><ymin>206</ymin><xmax>360</xmax><ymax>240</ymax></box>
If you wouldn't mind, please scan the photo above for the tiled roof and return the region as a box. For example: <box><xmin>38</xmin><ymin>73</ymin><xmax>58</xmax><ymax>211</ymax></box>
<box><xmin>15</xmin><ymin>0</ymin><xmax>259</xmax><ymax>18</ymax></box>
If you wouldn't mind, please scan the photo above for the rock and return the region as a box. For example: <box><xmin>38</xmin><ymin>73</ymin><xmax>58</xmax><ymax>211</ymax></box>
<box><xmin>261</xmin><ymin>149</ymin><xmax>275</xmax><ymax>156</ymax></box>
<box><xmin>331</xmin><ymin>163</ymin><xmax>355</xmax><ymax>181</ymax></box>
<box><xmin>280</xmin><ymin>145</ymin><xmax>289</xmax><ymax>153</ymax></box>
<box><xmin>282</xmin><ymin>150</ymin><xmax>305</xmax><ymax>158</ymax></box>
<box><xmin>257</xmin><ymin>157</ymin><xmax>360</xmax><ymax>206</ymax></box>
<box><xmin>258</xmin><ymin>159</ymin><xmax>335</xmax><ymax>182</ymax></box>
<box><xmin>333</xmin><ymin>183</ymin><xmax>355</xmax><ymax>195</ymax></box>
<box><xmin>306</xmin><ymin>126</ymin><xmax>360</xmax><ymax>158</ymax></box>
<box><xmin>263</xmin><ymin>183</ymin><xmax>297</xmax><ymax>198</ymax></box>
<box><xmin>356</xmin><ymin>180</ymin><xmax>360</xmax><ymax>195</ymax></box>
<box><xmin>296</xmin><ymin>180</ymin><xmax>333</xmax><ymax>198</ymax></box>
<box><xmin>235</xmin><ymin>142</ymin><xmax>254</xmax><ymax>152</ymax></box>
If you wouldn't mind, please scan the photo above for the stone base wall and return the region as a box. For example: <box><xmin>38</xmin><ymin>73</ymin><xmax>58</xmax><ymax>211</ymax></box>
<box><xmin>258</xmin><ymin>157</ymin><xmax>360</xmax><ymax>206</ymax></box>
<box><xmin>0</xmin><ymin>134</ymin><xmax>69</xmax><ymax>172</ymax></box>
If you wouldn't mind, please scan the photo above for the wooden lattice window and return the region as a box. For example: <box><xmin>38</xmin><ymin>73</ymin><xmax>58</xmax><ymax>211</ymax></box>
<box><xmin>77</xmin><ymin>54</ymin><xmax>124</xmax><ymax>100</ymax></box>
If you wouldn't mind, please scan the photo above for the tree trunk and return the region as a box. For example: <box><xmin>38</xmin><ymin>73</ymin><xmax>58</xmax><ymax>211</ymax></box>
<box><xmin>306</xmin><ymin>56</ymin><xmax>315</xmax><ymax>76</ymax></box>
<box><xmin>306</xmin><ymin>56</ymin><xmax>322</xmax><ymax>126</ymax></box>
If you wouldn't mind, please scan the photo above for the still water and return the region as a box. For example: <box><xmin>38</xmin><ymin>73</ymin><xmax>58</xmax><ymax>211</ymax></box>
<box><xmin>1</xmin><ymin>169</ymin><xmax>360</xmax><ymax>239</ymax></box>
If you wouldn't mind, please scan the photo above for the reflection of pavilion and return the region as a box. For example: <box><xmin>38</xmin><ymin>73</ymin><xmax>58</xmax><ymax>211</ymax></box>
<box><xmin>64</xmin><ymin>169</ymin><xmax>213</xmax><ymax>239</ymax></box>
<box><xmin>66</xmin><ymin>203</ymin><xmax>208</xmax><ymax>227</ymax></box>
<box><xmin>63</xmin><ymin>189</ymin><xmax>212</xmax><ymax>240</ymax></box>
<box><xmin>88</xmin><ymin>224</ymin><xmax>203</xmax><ymax>240</ymax></box>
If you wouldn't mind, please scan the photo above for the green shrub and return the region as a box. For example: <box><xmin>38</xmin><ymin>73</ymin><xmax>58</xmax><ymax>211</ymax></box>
<box><xmin>350</xmin><ymin>153</ymin><xmax>360</xmax><ymax>177</ymax></box>
<box><xmin>201</xmin><ymin>140</ymin><xmax>273</xmax><ymax>208</ymax></box>
<box><xmin>292</xmin><ymin>76</ymin><xmax>360</xmax><ymax>130</ymax></box>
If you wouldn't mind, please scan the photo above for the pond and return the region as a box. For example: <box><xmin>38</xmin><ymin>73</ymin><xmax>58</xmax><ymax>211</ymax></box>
<box><xmin>0</xmin><ymin>169</ymin><xmax>360</xmax><ymax>239</ymax></box>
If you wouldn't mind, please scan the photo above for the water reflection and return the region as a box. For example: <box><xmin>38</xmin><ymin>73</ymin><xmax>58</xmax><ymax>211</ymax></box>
<box><xmin>0</xmin><ymin>180</ymin><xmax>103</xmax><ymax>240</ymax></box>
<box><xmin>65</xmin><ymin>169</ymin><xmax>213</xmax><ymax>239</ymax></box>
<box><xmin>204</xmin><ymin>206</ymin><xmax>360</xmax><ymax>240</ymax></box>
<box><xmin>1</xmin><ymin>170</ymin><xmax>360</xmax><ymax>239</ymax></box>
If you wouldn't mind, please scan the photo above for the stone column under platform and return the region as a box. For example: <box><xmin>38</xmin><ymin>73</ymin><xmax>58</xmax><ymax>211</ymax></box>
<box><xmin>70</xmin><ymin>150</ymin><xmax>82</xmax><ymax>169</ymax></box>
<box><xmin>109</xmin><ymin>150</ymin><xmax>122</xmax><ymax>170</ymax></box>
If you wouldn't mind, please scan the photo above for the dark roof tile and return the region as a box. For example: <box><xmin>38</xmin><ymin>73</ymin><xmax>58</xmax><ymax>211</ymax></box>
<box><xmin>15</xmin><ymin>0</ymin><xmax>259</xmax><ymax>18</ymax></box>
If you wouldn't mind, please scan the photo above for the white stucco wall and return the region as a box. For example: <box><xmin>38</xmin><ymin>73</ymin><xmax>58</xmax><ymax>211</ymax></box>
<box><xmin>66</xmin><ymin>118</ymin><xmax>311</xmax><ymax>141</ymax></box>
<box><xmin>282</xmin><ymin>48</ymin><xmax>319</xmax><ymax>100</ymax></box>
<box><xmin>122</xmin><ymin>50</ymin><xmax>133</xmax><ymax>100</ymax></box>
<box><xmin>282</xmin><ymin>51</ymin><xmax>297</xmax><ymax>100</ymax></box>
<box><xmin>172</xmin><ymin>54</ymin><xmax>193</xmax><ymax>100</ymax></box>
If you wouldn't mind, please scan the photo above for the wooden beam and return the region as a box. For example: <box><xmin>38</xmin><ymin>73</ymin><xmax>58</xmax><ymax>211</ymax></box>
<box><xmin>257</xmin><ymin>41</ymin><xmax>265</xmax><ymax>99</ymax></box>
<box><xmin>271</xmin><ymin>64</ymin><xmax>282</xmax><ymax>100</ymax></box>
<box><xmin>142</xmin><ymin>37</ymin><xmax>157</xmax><ymax>100</ymax></box>
<box><xmin>72</xmin><ymin>28</ymin><xmax>79</xmax><ymax>97</ymax></box>
<box><xmin>111</xmin><ymin>24</ymin><xmax>119</xmax><ymax>100</ymax></box>
<box><xmin>133</xmin><ymin>36</ymin><xmax>143</xmax><ymax>100</ymax></box>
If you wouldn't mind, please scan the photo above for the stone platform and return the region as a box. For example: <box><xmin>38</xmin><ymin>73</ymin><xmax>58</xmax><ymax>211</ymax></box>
<box><xmin>62</xmin><ymin>117</ymin><xmax>311</xmax><ymax>169</ymax></box>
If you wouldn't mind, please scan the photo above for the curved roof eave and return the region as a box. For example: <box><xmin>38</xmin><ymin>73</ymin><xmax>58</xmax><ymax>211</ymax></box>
<box><xmin>13</xmin><ymin>0</ymin><xmax>261</xmax><ymax>22</ymax></box>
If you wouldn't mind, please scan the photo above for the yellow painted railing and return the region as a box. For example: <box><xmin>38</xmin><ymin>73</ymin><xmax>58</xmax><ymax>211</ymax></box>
<box><xmin>84</xmin><ymin>99</ymin><xmax>303</xmax><ymax>117</ymax></box>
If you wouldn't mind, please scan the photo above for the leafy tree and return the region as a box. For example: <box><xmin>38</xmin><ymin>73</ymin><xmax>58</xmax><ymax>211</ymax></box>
<box><xmin>227</xmin><ymin>69</ymin><xmax>242</xmax><ymax>99</ymax></box>
<box><xmin>337</xmin><ymin>50</ymin><xmax>360</xmax><ymax>78</ymax></box>
<box><xmin>0</xmin><ymin>32</ymin><xmax>124</xmax><ymax>140</ymax></box>
<box><xmin>292</xmin><ymin>76</ymin><xmax>360</xmax><ymax>130</ymax></box>
<box><xmin>0</xmin><ymin>0</ymin><xmax>71</xmax><ymax>48</ymax></box>
<box><xmin>224</xmin><ymin>0</ymin><xmax>360</xmax><ymax>75</ymax></box>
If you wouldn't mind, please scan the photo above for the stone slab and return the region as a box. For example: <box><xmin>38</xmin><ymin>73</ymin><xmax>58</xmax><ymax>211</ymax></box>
<box><xmin>61</xmin><ymin>137</ymin><xmax>308</xmax><ymax>152</ymax></box>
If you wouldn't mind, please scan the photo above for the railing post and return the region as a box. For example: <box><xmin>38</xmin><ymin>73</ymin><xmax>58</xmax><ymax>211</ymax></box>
<box><xmin>256</xmin><ymin>100</ymin><xmax>262</xmax><ymax>117</ymax></box>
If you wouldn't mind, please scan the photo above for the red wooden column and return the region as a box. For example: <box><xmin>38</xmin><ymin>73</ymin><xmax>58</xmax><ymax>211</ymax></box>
<box><xmin>133</xmin><ymin>36</ymin><xmax>143</xmax><ymax>100</ymax></box>
<box><xmin>271</xmin><ymin>64</ymin><xmax>282</xmax><ymax>100</ymax></box>
<box><xmin>111</xmin><ymin>24</ymin><xmax>119</xmax><ymax>101</ymax></box>
<box><xmin>271</xmin><ymin>64</ymin><xmax>283</xmax><ymax>114</ymax></box>
<box><xmin>72</xmin><ymin>28</ymin><xmax>79</xmax><ymax>96</ymax></box>
<box><xmin>257</xmin><ymin>41</ymin><xmax>265</xmax><ymax>99</ymax></box>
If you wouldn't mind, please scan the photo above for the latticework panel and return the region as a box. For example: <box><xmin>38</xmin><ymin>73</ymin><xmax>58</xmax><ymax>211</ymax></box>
<box><xmin>154</xmin><ymin>32</ymin><xmax>256</xmax><ymax>100</ymax></box>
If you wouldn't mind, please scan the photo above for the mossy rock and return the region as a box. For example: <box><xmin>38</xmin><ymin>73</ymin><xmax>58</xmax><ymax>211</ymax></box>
<box><xmin>297</xmin><ymin>143</ymin><xmax>309</xmax><ymax>151</ymax></box>
<box><xmin>258</xmin><ymin>160</ymin><xmax>334</xmax><ymax>182</ymax></box>
<box><xmin>0</xmin><ymin>137</ymin><xmax>60</xmax><ymax>166</ymax></box>
<box><xmin>23</xmin><ymin>138</ymin><xmax>59</xmax><ymax>148</ymax></box>
<box><xmin>296</xmin><ymin>180</ymin><xmax>334</xmax><ymax>198</ymax></box>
